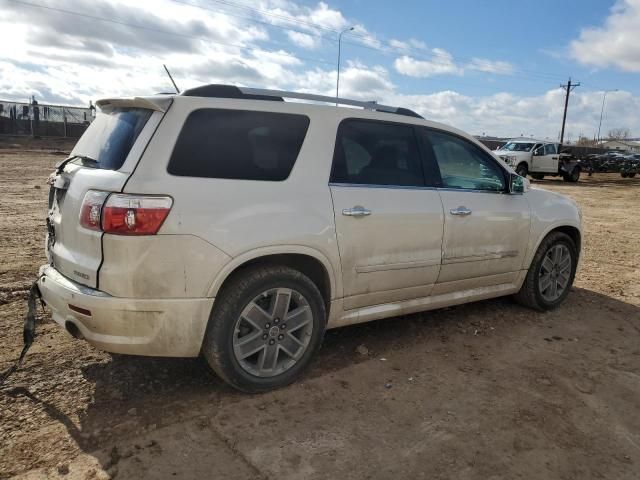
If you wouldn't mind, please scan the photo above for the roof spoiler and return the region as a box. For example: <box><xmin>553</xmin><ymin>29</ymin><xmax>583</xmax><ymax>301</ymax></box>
<box><xmin>96</xmin><ymin>96</ymin><xmax>172</xmax><ymax>113</ymax></box>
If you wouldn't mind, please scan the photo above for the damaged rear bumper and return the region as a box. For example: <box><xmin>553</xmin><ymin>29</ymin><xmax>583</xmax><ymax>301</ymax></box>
<box><xmin>38</xmin><ymin>265</ymin><xmax>213</xmax><ymax>357</ymax></box>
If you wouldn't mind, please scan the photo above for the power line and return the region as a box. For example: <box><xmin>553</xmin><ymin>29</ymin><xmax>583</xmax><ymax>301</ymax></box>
<box><xmin>202</xmin><ymin>0</ymin><xmax>572</xmax><ymax>82</ymax></box>
<box><xmin>8</xmin><ymin>0</ymin><xmax>607</xmax><ymax>96</ymax></box>
<box><xmin>208</xmin><ymin>0</ymin><xmax>346</xmax><ymax>35</ymax></box>
<box><xmin>171</xmin><ymin>0</ymin><xmax>339</xmax><ymax>44</ymax></box>
<box><xmin>7</xmin><ymin>0</ymin><xmax>335</xmax><ymax>67</ymax></box>
<box><xmin>11</xmin><ymin>0</ymin><xmax>574</xmax><ymax>87</ymax></box>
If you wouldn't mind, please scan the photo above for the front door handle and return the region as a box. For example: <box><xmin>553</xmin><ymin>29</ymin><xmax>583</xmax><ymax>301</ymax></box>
<box><xmin>342</xmin><ymin>206</ymin><xmax>371</xmax><ymax>217</ymax></box>
<box><xmin>450</xmin><ymin>206</ymin><xmax>472</xmax><ymax>216</ymax></box>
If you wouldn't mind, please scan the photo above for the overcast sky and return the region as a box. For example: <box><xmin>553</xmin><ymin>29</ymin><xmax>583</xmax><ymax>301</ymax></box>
<box><xmin>1</xmin><ymin>0</ymin><xmax>639</xmax><ymax>139</ymax></box>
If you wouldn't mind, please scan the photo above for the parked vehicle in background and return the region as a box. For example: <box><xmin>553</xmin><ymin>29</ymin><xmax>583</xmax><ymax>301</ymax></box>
<box><xmin>495</xmin><ymin>139</ymin><xmax>582</xmax><ymax>182</ymax></box>
<box><xmin>37</xmin><ymin>85</ymin><xmax>582</xmax><ymax>392</ymax></box>
<box><xmin>620</xmin><ymin>154</ymin><xmax>639</xmax><ymax>178</ymax></box>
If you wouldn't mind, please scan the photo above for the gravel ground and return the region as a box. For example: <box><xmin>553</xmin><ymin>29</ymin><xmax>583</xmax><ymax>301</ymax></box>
<box><xmin>0</xmin><ymin>151</ymin><xmax>639</xmax><ymax>480</ymax></box>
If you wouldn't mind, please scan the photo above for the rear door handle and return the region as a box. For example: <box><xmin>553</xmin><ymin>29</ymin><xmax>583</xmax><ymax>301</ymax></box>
<box><xmin>450</xmin><ymin>206</ymin><xmax>472</xmax><ymax>216</ymax></box>
<box><xmin>342</xmin><ymin>206</ymin><xmax>371</xmax><ymax>217</ymax></box>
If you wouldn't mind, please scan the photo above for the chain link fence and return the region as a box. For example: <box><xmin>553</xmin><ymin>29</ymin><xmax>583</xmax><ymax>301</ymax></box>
<box><xmin>0</xmin><ymin>100</ymin><xmax>94</xmax><ymax>138</ymax></box>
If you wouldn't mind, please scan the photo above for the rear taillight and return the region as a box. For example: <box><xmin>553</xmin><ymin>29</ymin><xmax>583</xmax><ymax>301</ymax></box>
<box><xmin>79</xmin><ymin>191</ymin><xmax>172</xmax><ymax>235</ymax></box>
<box><xmin>79</xmin><ymin>190</ymin><xmax>110</xmax><ymax>231</ymax></box>
<box><xmin>102</xmin><ymin>194</ymin><xmax>173</xmax><ymax>235</ymax></box>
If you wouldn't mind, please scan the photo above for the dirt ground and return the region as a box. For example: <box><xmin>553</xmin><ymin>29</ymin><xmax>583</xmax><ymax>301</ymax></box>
<box><xmin>0</xmin><ymin>149</ymin><xmax>639</xmax><ymax>480</ymax></box>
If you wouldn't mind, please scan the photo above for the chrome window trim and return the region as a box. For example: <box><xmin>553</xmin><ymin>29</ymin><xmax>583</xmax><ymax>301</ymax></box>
<box><xmin>328</xmin><ymin>182</ymin><xmax>523</xmax><ymax>195</ymax></box>
<box><xmin>329</xmin><ymin>182</ymin><xmax>436</xmax><ymax>191</ymax></box>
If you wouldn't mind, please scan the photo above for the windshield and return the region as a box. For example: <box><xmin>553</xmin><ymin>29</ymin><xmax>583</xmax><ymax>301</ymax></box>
<box><xmin>500</xmin><ymin>142</ymin><xmax>535</xmax><ymax>152</ymax></box>
<box><xmin>70</xmin><ymin>107</ymin><xmax>152</xmax><ymax>170</ymax></box>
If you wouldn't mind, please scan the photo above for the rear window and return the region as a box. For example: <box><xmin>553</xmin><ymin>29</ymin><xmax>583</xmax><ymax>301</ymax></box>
<box><xmin>71</xmin><ymin>108</ymin><xmax>152</xmax><ymax>170</ymax></box>
<box><xmin>330</xmin><ymin>119</ymin><xmax>424</xmax><ymax>187</ymax></box>
<box><xmin>167</xmin><ymin>109</ymin><xmax>310</xmax><ymax>181</ymax></box>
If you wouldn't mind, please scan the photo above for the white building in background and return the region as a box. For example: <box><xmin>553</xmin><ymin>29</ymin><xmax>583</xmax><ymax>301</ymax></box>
<box><xmin>598</xmin><ymin>140</ymin><xmax>640</xmax><ymax>152</ymax></box>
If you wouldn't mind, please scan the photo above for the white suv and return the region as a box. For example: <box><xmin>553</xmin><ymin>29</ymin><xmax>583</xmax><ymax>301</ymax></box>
<box><xmin>38</xmin><ymin>85</ymin><xmax>582</xmax><ymax>392</ymax></box>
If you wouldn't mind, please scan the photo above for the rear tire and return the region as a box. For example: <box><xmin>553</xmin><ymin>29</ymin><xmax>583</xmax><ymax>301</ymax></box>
<box><xmin>630</xmin><ymin>173</ymin><xmax>637</xmax><ymax>178</ymax></box>
<box><xmin>514</xmin><ymin>232</ymin><xmax>577</xmax><ymax>311</ymax></box>
<box><xmin>621</xmin><ymin>172</ymin><xmax>629</xmax><ymax>178</ymax></box>
<box><xmin>563</xmin><ymin>168</ymin><xmax>580</xmax><ymax>182</ymax></box>
<box><xmin>202</xmin><ymin>265</ymin><xmax>326</xmax><ymax>393</ymax></box>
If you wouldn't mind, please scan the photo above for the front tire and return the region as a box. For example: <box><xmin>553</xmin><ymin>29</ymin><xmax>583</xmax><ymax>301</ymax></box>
<box><xmin>202</xmin><ymin>265</ymin><xmax>326</xmax><ymax>393</ymax></box>
<box><xmin>514</xmin><ymin>232</ymin><xmax>577</xmax><ymax>311</ymax></box>
<box><xmin>515</xmin><ymin>163</ymin><xmax>528</xmax><ymax>178</ymax></box>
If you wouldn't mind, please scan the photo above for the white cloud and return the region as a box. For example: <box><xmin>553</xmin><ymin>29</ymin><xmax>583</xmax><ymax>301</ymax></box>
<box><xmin>254</xmin><ymin>0</ymin><xmax>348</xmax><ymax>50</ymax></box>
<box><xmin>1</xmin><ymin>0</ymin><xmax>637</xmax><ymax>140</ymax></box>
<box><xmin>395</xmin><ymin>51</ymin><xmax>513</xmax><ymax>78</ymax></box>
<box><xmin>394</xmin><ymin>49</ymin><xmax>463</xmax><ymax>77</ymax></box>
<box><xmin>570</xmin><ymin>0</ymin><xmax>640</xmax><ymax>71</ymax></box>
<box><xmin>305</xmin><ymin>1</ymin><xmax>348</xmax><ymax>30</ymax></box>
<box><xmin>386</xmin><ymin>89</ymin><xmax>640</xmax><ymax>140</ymax></box>
<box><xmin>293</xmin><ymin>61</ymin><xmax>395</xmax><ymax>100</ymax></box>
<box><xmin>467</xmin><ymin>58</ymin><xmax>514</xmax><ymax>75</ymax></box>
<box><xmin>389</xmin><ymin>38</ymin><xmax>428</xmax><ymax>52</ymax></box>
<box><xmin>389</xmin><ymin>39</ymin><xmax>410</xmax><ymax>51</ymax></box>
<box><xmin>287</xmin><ymin>31</ymin><xmax>319</xmax><ymax>49</ymax></box>
<box><xmin>0</xmin><ymin>0</ymin><xmax>297</xmax><ymax>103</ymax></box>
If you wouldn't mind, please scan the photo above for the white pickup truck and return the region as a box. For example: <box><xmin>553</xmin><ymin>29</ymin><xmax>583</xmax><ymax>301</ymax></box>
<box><xmin>496</xmin><ymin>139</ymin><xmax>582</xmax><ymax>182</ymax></box>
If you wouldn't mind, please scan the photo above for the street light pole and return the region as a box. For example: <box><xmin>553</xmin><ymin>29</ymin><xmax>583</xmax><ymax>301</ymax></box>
<box><xmin>597</xmin><ymin>89</ymin><xmax>617</xmax><ymax>146</ymax></box>
<box><xmin>336</xmin><ymin>26</ymin><xmax>354</xmax><ymax>105</ymax></box>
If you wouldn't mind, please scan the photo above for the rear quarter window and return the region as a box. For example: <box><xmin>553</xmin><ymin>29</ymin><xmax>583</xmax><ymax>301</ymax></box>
<box><xmin>167</xmin><ymin>109</ymin><xmax>310</xmax><ymax>181</ymax></box>
<box><xmin>71</xmin><ymin>108</ymin><xmax>152</xmax><ymax>170</ymax></box>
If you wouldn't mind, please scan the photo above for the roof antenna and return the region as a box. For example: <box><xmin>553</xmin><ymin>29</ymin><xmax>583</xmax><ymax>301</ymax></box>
<box><xmin>163</xmin><ymin>64</ymin><xmax>180</xmax><ymax>94</ymax></box>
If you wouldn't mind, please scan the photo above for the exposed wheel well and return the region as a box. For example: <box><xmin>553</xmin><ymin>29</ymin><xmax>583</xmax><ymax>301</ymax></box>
<box><xmin>550</xmin><ymin>226</ymin><xmax>581</xmax><ymax>255</ymax></box>
<box><xmin>217</xmin><ymin>254</ymin><xmax>332</xmax><ymax>310</ymax></box>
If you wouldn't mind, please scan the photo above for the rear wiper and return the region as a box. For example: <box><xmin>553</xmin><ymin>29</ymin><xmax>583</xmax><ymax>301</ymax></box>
<box><xmin>55</xmin><ymin>155</ymin><xmax>99</xmax><ymax>174</ymax></box>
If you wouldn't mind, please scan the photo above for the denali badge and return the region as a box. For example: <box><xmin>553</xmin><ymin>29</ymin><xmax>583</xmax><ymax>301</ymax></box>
<box><xmin>73</xmin><ymin>270</ymin><xmax>90</xmax><ymax>280</ymax></box>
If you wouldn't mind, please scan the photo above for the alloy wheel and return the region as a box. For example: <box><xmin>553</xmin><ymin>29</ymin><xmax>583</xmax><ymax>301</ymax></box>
<box><xmin>232</xmin><ymin>288</ymin><xmax>313</xmax><ymax>377</ymax></box>
<box><xmin>538</xmin><ymin>244</ymin><xmax>572</xmax><ymax>302</ymax></box>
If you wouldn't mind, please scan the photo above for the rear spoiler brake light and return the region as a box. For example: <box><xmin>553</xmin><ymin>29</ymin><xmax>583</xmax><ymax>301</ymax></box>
<box><xmin>96</xmin><ymin>96</ymin><xmax>172</xmax><ymax>113</ymax></box>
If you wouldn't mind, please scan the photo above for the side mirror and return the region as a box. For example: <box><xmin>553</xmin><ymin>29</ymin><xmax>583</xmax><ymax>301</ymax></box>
<box><xmin>533</xmin><ymin>148</ymin><xmax>542</xmax><ymax>156</ymax></box>
<box><xmin>509</xmin><ymin>173</ymin><xmax>525</xmax><ymax>193</ymax></box>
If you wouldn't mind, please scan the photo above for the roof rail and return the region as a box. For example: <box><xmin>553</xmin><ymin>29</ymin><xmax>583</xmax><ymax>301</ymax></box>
<box><xmin>240</xmin><ymin>87</ymin><xmax>423</xmax><ymax>119</ymax></box>
<box><xmin>180</xmin><ymin>84</ymin><xmax>423</xmax><ymax>119</ymax></box>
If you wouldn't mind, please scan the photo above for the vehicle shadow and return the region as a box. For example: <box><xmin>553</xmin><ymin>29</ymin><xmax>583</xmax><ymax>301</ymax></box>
<box><xmin>5</xmin><ymin>287</ymin><xmax>640</xmax><ymax>477</ymax></box>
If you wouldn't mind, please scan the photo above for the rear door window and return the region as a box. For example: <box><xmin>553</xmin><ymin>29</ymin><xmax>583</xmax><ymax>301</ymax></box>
<box><xmin>330</xmin><ymin>119</ymin><xmax>424</xmax><ymax>187</ymax></box>
<box><xmin>168</xmin><ymin>109</ymin><xmax>310</xmax><ymax>181</ymax></box>
<box><xmin>71</xmin><ymin>108</ymin><xmax>152</xmax><ymax>170</ymax></box>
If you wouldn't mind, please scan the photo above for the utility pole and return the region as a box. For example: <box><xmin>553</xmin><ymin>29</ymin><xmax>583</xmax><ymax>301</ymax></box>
<box><xmin>559</xmin><ymin>78</ymin><xmax>580</xmax><ymax>146</ymax></box>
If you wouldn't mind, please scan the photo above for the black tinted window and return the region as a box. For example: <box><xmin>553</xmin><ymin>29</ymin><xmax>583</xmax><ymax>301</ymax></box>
<box><xmin>168</xmin><ymin>109</ymin><xmax>309</xmax><ymax>181</ymax></box>
<box><xmin>331</xmin><ymin>120</ymin><xmax>423</xmax><ymax>186</ymax></box>
<box><xmin>425</xmin><ymin>130</ymin><xmax>506</xmax><ymax>191</ymax></box>
<box><xmin>72</xmin><ymin>108</ymin><xmax>152</xmax><ymax>170</ymax></box>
